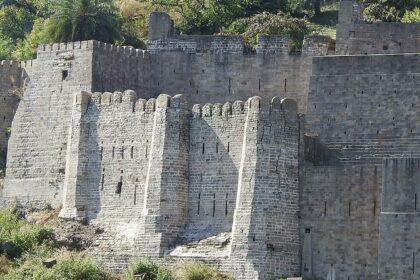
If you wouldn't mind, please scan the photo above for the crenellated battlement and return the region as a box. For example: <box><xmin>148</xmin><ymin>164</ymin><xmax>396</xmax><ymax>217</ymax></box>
<box><xmin>75</xmin><ymin>90</ymin><xmax>188</xmax><ymax>114</ymax></box>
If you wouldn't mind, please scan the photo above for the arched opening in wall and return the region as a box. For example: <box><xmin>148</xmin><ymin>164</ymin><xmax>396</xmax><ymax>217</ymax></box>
<box><xmin>62</xmin><ymin>70</ymin><xmax>68</xmax><ymax>81</ymax></box>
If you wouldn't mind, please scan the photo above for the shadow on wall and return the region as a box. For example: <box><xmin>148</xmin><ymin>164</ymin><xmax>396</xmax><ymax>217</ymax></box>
<box><xmin>179</xmin><ymin>105</ymin><xmax>241</xmax><ymax>243</ymax></box>
<box><xmin>83</xmin><ymin>101</ymin><xmax>102</xmax><ymax>221</ymax></box>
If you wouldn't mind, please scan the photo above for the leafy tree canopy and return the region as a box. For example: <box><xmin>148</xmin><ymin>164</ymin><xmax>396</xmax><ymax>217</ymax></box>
<box><xmin>361</xmin><ymin>0</ymin><xmax>420</xmax><ymax>22</ymax></box>
<box><xmin>44</xmin><ymin>0</ymin><xmax>122</xmax><ymax>43</ymax></box>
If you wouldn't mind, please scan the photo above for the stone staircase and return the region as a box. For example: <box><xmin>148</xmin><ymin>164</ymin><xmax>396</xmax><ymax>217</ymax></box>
<box><xmin>323</xmin><ymin>137</ymin><xmax>420</xmax><ymax>164</ymax></box>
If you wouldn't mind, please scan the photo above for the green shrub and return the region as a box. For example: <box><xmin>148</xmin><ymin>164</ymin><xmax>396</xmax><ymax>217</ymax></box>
<box><xmin>402</xmin><ymin>8</ymin><xmax>420</xmax><ymax>23</ymax></box>
<box><xmin>43</xmin><ymin>254</ymin><xmax>107</xmax><ymax>280</ymax></box>
<box><xmin>173</xmin><ymin>263</ymin><xmax>234</xmax><ymax>280</ymax></box>
<box><xmin>0</xmin><ymin>209</ymin><xmax>53</xmax><ymax>259</ymax></box>
<box><xmin>4</xmin><ymin>252</ymin><xmax>108</xmax><ymax>280</ymax></box>
<box><xmin>224</xmin><ymin>11</ymin><xmax>311</xmax><ymax>49</ymax></box>
<box><xmin>125</xmin><ymin>258</ymin><xmax>173</xmax><ymax>280</ymax></box>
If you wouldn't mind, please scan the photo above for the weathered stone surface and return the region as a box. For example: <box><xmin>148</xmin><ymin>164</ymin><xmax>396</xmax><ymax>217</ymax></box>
<box><xmin>1</xmin><ymin>1</ymin><xmax>420</xmax><ymax>280</ymax></box>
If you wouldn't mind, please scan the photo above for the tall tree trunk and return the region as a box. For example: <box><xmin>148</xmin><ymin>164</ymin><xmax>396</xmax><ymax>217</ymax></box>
<box><xmin>314</xmin><ymin>0</ymin><xmax>321</xmax><ymax>17</ymax></box>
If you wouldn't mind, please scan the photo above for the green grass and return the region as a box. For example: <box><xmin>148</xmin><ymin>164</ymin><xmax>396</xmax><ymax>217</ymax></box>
<box><xmin>308</xmin><ymin>2</ymin><xmax>339</xmax><ymax>39</ymax></box>
<box><xmin>173</xmin><ymin>263</ymin><xmax>234</xmax><ymax>280</ymax></box>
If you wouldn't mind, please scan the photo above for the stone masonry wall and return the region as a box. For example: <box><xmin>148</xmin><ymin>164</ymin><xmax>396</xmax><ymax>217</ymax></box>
<box><xmin>230</xmin><ymin>97</ymin><xmax>300</xmax><ymax>279</ymax></box>
<box><xmin>146</xmin><ymin>34</ymin><xmax>332</xmax><ymax>114</ymax></box>
<box><xmin>336</xmin><ymin>0</ymin><xmax>420</xmax><ymax>55</ymax></box>
<box><xmin>0</xmin><ymin>61</ymin><xmax>22</xmax><ymax>155</ymax></box>
<box><xmin>59</xmin><ymin>91</ymin><xmax>190</xmax><ymax>257</ymax></box>
<box><xmin>301</xmin><ymin>165</ymin><xmax>381</xmax><ymax>280</ymax></box>
<box><xmin>4</xmin><ymin>42</ymin><xmax>94</xmax><ymax>206</ymax></box>
<box><xmin>306</xmin><ymin>54</ymin><xmax>420</xmax><ymax>164</ymax></box>
<box><xmin>186</xmin><ymin>101</ymin><xmax>246</xmax><ymax>239</ymax></box>
<box><xmin>379</xmin><ymin>158</ymin><xmax>420</xmax><ymax>280</ymax></box>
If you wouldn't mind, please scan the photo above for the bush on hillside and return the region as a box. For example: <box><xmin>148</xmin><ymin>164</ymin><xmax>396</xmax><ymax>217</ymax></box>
<box><xmin>125</xmin><ymin>258</ymin><xmax>174</xmax><ymax>280</ymax></box>
<box><xmin>0</xmin><ymin>209</ymin><xmax>53</xmax><ymax>259</ymax></box>
<box><xmin>173</xmin><ymin>263</ymin><xmax>234</xmax><ymax>280</ymax></box>
<box><xmin>225</xmin><ymin>11</ymin><xmax>311</xmax><ymax>49</ymax></box>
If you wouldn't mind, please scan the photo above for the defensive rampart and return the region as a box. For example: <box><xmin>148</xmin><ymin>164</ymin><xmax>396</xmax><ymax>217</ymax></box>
<box><xmin>336</xmin><ymin>0</ymin><xmax>420</xmax><ymax>55</ymax></box>
<box><xmin>57</xmin><ymin>91</ymin><xmax>299</xmax><ymax>280</ymax></box>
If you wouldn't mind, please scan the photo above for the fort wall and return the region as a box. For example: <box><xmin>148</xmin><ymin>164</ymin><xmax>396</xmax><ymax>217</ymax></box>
<box><xmin>379</xmin><ymin>158</ymin><xmax>420</xmax><ymax>279</ymax></box>
<box><xmin>186</xmin><ymin>101</ymin><xmax>246</xmax><ymax>237</ymax></box>
<box><xmin>146</xmin><ymin>34</ymin><xmax>332</xmax><ymax>113</ymax></box>
<box><xmin>306</xmin><ymin>54</ymin><xmax>420</xmax><ymax>164</ymax></box>
<box><xmin>336</xmin><ymin>0</ymin><xmax>420</xmax><ymax>55</ymax></box>
<box><xmin>56</xmin><ymin>92</ymin><xmax>299</xmax><ymax>280</ymax></box>
<box><xmin>301</xmin><ymin>165</ymin><xmax>381</xmax><ymax>279</ymax></box>
<box><xmin>230</xmin><ymin>97</ymin><xmax>300</xmax><ymax>279</ymax></box>
<box><xmin>4</xmin><ymin>41</ymin><xmax>95</xmax><ymax>205</ymax></box>
<box><xmin>0</xmin><ymin>61</ymin><xmax>22</xmax><ymax>155</ymax></box>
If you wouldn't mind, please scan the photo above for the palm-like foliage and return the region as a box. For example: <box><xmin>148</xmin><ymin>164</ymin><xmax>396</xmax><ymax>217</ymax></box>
<box><xmin>46</xmin><ymin>0</ymin><xmax>121</xmax><ymax>43</ymax></box>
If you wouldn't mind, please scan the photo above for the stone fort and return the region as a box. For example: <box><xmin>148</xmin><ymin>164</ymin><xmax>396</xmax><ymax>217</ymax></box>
<box><xmin>0</xmin><ymin>0</ymin><xmax>420</xmax><ymax>279</ymax></box>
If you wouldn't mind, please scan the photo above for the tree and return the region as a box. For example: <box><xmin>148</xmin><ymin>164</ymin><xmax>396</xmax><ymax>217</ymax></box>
<box><xmin>225</xmin><ymin>11</ymin><xmax>311</xmax><ymax>49</ymax></box>
<box><xmin>402</xmin><ymin>8</ymin><xmax>420</xmax><ymax>22</ymax></box>
<box><xmin>361</xmin><ymin>0</ymin><xmax>420</xmax><ymax>22</ymax></box>
<box><xmin>44</xmin><ymin>0</ymin><xmax>122</xmax><ymax>43</ymax></box>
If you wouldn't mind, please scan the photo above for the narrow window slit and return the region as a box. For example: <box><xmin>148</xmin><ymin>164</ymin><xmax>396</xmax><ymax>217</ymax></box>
<box><xmin>216</xmin><ymin>142</ymin><xmax>219</xmax><ymax>154</ymax></box>
<box><xmin>202</xmin><ymin>143</ymin><xmax>205</xmax><ymax>154</ymax></box>
<box><xmin>101</xmin><ymin>169</ymin><xmax>105</xmax><ymax>191</ymax></box>
<box><xmin>62</xmin><ymin>70</ymin><xmax>68</xmax><ymax>80</ymax></box>
<box><xmin>145</xmin><ymin>146</ymin><xmax>148</xmax><ymax>158</ymax></box>
<box><xmin>121</xmin><ymin>147</ymin><xmax>124</xmax><ymax>159</ymax></box>
<box><xmin>413</xmin><ymin>252</ymin><xmax>415</xmax><ymax>274</ymax></box>
<box><xmin>213</xmin><ymin>193</ymin><xmax>216</xmax><ymax>217</ymax></box>
<box><xmin>324</xmin><ymin>201</ymin><xmax>327</xmax><ymax>216</ymax></box>
<box><xmin>116</xmin><ymin>177</ymin><xmax>122</xmax><ymax>194</ymax></box>
<box><xmin>197</xmin><ymin>193</ymin><xmax>201</xmax><ymax>215</ymax></box>
<box><xmin>415</xmin><ymin>194</ymin><xmax>417</xmax><ymax>211</ymax></box>
<box><xmin>112</xmin><ymin>147</ymin><xmax>115</xmax><ymax>159</ymax></box>
<box><xmin>225</xmin><ymin>194</ymin><xmax>228</xmax><ymax>216</ymax></box>
<box><xmin>134</xmin><ymin>185</ymin><xmax>137</xmax><ymax>205</ymax></box>
<box><xmin>131</xmin><ymin>146</ymin><xmax>134</xmax><ymax>159</ymax></box>
<box><xmin>373</xmin><ymin>200</ymin><xmax>376</xmax><ymax>216</ymax></box>
<box><xmin>349</xmin><ymin>200</ymin><xmax>351</xmax><ymax>216</ymax></box>
<box><xmin>227</xmin><ymin>142</ymin><xmax>230</xmax><ymax>153</ymax></box>
<box><xmin>100</xmin><ymin>147</ymin><xmax>103</xmax><ymax>160</ymax></box>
